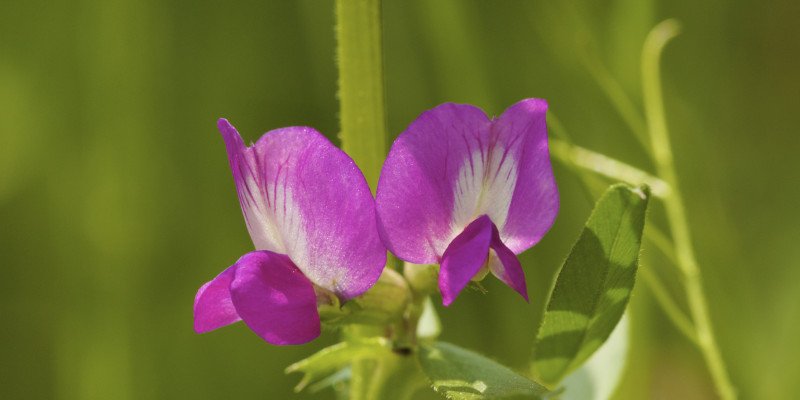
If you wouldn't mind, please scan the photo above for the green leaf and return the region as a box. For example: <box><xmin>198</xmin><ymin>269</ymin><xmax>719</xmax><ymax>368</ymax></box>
<box><xmin>559</xmin><ymin>313</ymin><xmax>630</xmax><ymax>400</ymax></box>
<box><xmin>532</xmin><ymin>184</ymin><xmax>649</xmax><ymax>387</ymax></box>
<box><xmin>285</xmin><ymin>338</ymin><xmax>393</xmax><ymax>392</ymax></box>
<box><xmin>419</xmin><ymin>342</ymin><xmax>551</xmax><ymax>400</ymax></box>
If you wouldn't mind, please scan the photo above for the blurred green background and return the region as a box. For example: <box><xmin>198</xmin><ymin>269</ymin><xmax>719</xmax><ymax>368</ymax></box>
<box><xmin>2</xmin><ymin>0</ymin><xmax>797</xmax><ymax>399</ymax></box>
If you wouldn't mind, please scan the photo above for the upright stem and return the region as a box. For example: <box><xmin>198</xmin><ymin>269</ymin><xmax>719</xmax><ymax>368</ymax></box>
<box><xmin>336</xmin><ymin>0</ymin><xmax>387</xmax><ymax>191</ymax></box>
<box><xmin>642</xmin><ymin>20</ymin><xmax>737</xmax><ymax>400</ymax></box>
<box><xmin>336</xmin><ymin>1</ymin><xmax>388</xmax><ymax>399</ymax></box>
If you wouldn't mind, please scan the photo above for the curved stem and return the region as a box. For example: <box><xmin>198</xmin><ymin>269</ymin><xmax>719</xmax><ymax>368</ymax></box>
<box><xmin>639</xmin><ymin>265</ymin><xmax>697</xmax><ymax>344</ymax></box>
<box><xmin>580</xmin><ymin>45</ymin><xmax>652</xmax><ymax>156</ymax></box>
<box><xmin>642</xmin><ymin>19</ymin><xmax>737</xmax><ymax>400</ymax></box>
<box><xmin>643</xmin><ymin>223</ymin><xmax>679</xmax><ymax>268</ymax></box>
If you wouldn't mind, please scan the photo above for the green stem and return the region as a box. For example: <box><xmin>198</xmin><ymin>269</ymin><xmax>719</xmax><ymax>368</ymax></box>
<box><xmin>644</xmin><ymin>224</ymin><xmax>679</xmax><ymax>267</ymax></box>
<box><xmin>579</xmin><ymin>40</ymin><xmax>652</xmax><ymax>155</ymax></box>
<box><xmin>336</xmin><ymin>1</ymin><xmax>388</xmax><ymax>399</ymax></box>
<box><xmin>336</xmin><ymin>0</ymin><xmax>387</xmax><ymax>192</ymax></box>
<box><xmin>642</xmin><ymin>19</ymin><xmax>737</xmax><ymax>400</ymax></box>
<box><xmin>639</xmin><ymin>265</ymin><xmax>697</xmax><ymax>344</ymax></box>
<box><xmin>549</xmin><ymin>139</ymin><xmax>670</xmax><ymax>199</ymax></box>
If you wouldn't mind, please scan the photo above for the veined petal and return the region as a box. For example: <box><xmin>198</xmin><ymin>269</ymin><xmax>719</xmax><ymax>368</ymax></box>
<box><xmin>439</xmin><ymin>215</ymin><xmax>493</xmax><ymax>306</ymax></box>
<box><xmin>492</xmin><ymin>99</ymin><xmax>559</xmax><ymax>253</ymax></box>
<box><xmin>219</xmin><ymin>119</ymin><xmax>282</xmax><ymax>254</ymax></box>
<box><xmin>488</xmin><ymin>223</ymin><xmax>529</xmax><ymax>302</ymax></box>
<box><xmin>219</xmin><ymin>119</ymin><xmax>386</xmax><ymax>300</ymax></box>
<box><xmin>376</xmin><ymin>104</ymin><xmax>492</xmax><ymax>263</ymax></box>
<box><xmin>194</xmin><ymin>265</ymin><xmax>241</xmax><ymax>333</ymax></box>
<box><xmin>229</xmin><ymin>251</ymin><xmax>320</xmax><ymax>345</ymax></box>
<box><xmin>376</xmin><ymin>99</ymin><xmax>558</xmax><ymax>262</ymax></box>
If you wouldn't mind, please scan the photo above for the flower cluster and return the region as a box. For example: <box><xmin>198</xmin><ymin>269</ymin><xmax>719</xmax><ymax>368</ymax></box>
<box><xmin>194</xmin><ymin>99</ymin><xmax>559</xmax><ymax>344</ymax></box>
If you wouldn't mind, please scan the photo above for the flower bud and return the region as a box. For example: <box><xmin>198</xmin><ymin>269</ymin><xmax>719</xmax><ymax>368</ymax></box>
<box><xmin>403</xmin><ymin>262</ymin><xmax>439</xmax><ymax>294</ymax></box>
<box><xmin>321</xmin><ymin>268</ymin><xmax>410</xmax><ymax>327</ymax></box>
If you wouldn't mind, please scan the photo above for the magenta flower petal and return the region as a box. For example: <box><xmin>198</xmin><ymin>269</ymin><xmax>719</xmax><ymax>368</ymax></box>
<box><xmin>219</xmin><ymin>119</ymin><xmax>386</xmax><ymax>300</ymax></box>
<box><xmin>218</xmin><ymin>119</ymin><xmax>279</xmax><ymax>253</ymax></box>
<box><xmin>229</xmin><ymin>251</ymin><xmax>320</xmax><ymax>345</ymax></box>
<box><xmin>492</xmin><ymin>99</ymin><xmax>559</xmax><ymax>253</ymax></box>
<box><xmin>376</xmin><ymin>99</ymin><xmax>558</xmax><ymax>304</ymax></box>
<box><xmin>194</xmin><ymin>265</ymin><xmax>241</xmax><ymax>333</ymax></box>
<box><xmin>439</xmin><ymin>215</ymin><xmax>493</xmax><ymax>306</ymax></box>
<box><xmin>376</xmin><ymin>104</ymin><xmax>491</xmax><ymax>264</ymax></box>
<box><xmin>376</xmin><ymin>100</ymin><xmax>557</xmax><ymax>259</ymax></box>
<box><xmin>489</xmin><ymin>223</ymin><xmax>529</xmax><ymax>302</ymax></box>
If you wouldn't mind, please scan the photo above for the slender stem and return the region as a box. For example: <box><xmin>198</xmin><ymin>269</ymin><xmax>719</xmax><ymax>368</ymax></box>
<box><xmin>336</xmin><ymin>0</ymin><xmax>387</xmax><ymax>192</ymax></box>
<box><xmin>644</xmin><ymin>224</ymin><xmax>679</xmax><ymax>268</ymax></box>
<box><xmin>546</xmin><ymin>113</ymin><xmax>608</xmax><ymax>211</ymax></box>
<box><xmin>639</xmin><ymin>266</ymin><xmax>697</xmax><ymax>344</ymax></box>
<box><xmin>549</xmin><ymin>139</ymin><xmax>671</xmax><ymax>198</ymax></box>
<box><xmin>642</xmin><ymin>19</ymin><xmax>737</xmax><ymax>400</ymax></box>
<box><xmin>579</xmin><ymin>41</ymin><xmax>652</xmax><ymax>156</ymax></box>
<box><xmin>335</xmin><ymin>1</ymin><xmax>388</xmax><ymax>399</ymax></box>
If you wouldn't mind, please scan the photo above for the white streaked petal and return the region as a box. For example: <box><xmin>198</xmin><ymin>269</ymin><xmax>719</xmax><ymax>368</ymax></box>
<box><xmin>272</xmin><ymin>165</ymin><xmax>309</xmax><ymax>273</ymax></box>
<box><xmin>239</xmin><ymin>167</ymin><xmax>286</xmax><ymax>254</ymax></box>
<box><xmin>450</xmin><ymin>145</ymin><xmax>519</xmax><ymax>242</ymax></box>
<box><xmin>219</xmin><ymin>120</ymin><xmax>385</xmax><ymax>300</ymax></box>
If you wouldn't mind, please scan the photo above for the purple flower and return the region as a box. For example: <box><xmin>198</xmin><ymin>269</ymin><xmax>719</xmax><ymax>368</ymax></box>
<box><xmin>375</xmin><ymin>99</ymin><xmax>559</xmax><ymax>306</ymax></box>
<box><xmin>193</xmin><ymin>119</ymin><xmax>386</xmax><ymax>345</ymax></box>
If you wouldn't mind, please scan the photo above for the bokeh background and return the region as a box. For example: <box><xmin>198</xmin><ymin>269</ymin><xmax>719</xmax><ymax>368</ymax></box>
<box><xmin>2</xmin><ymin>0</ymin><xmax>797</xmax><ymax>399</ymax></box>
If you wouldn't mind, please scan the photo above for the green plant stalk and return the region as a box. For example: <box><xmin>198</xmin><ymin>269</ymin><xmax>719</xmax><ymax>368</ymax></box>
<box><xmin>336</xmin><ymin>0</ymin><xmax>387</xmax><ymax>192</ymax></box>
<box><xmin>579</xmin><ymin>46</ymin><xmax>652</xmax><ymax>156</ymax></box>
<box><xmin>642</xmin><ymin>19</ymin><xmax>737</xmax><ymax>400</ymax></box>
<box><xmin>639</xmin><ymin>266</ymin><xmax>697</xmax><ymax>344</ymax></box>
<box><xmin>549</xmin><ymin>138</ymin><xmax>670</xmax><ymax>198</ymax></box>
<box><xmin>336</xmin><ymin>1</ymin><xmax>388</xmax><ymax>399</ymax></box>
